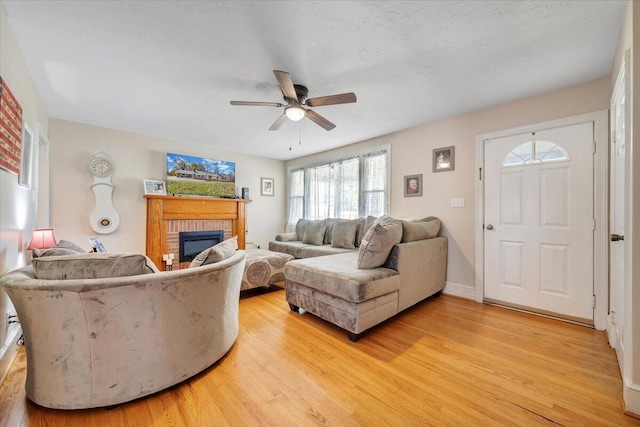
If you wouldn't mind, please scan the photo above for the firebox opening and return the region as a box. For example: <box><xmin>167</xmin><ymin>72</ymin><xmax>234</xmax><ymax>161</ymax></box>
<box><xmin>179</xmin><ymin>230</ymin><xmax>225</xmax><ymax>262</ymax></box>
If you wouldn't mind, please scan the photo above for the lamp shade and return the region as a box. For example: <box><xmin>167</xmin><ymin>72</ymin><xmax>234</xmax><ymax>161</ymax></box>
<box><xmin>27</xmin><ymin>228</ymin><xmax>57</xmax><ymax>250</ymax></box>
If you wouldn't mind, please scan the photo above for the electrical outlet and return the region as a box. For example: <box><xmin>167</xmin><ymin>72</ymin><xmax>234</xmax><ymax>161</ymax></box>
<box><xmin>4</xmin><ymin>312</ymin><xmax>10</xmax><ymax>335</ymax></box>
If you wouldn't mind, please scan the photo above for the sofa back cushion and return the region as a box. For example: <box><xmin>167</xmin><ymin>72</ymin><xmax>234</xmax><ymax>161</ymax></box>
<box><xmin>189</xmin><ymin>236</ymin><xmax>238</xmax><ymax>267</ymax></box>
<box><xmin>302</xmin><ymin>220</ymin><xmax>327</xmax><ymax>246</ymax></box>
<box><xmin>401</xmin><ymin>217</ymin><xmax>441</xmax><ymax>242</ymax></box>
<box><xmin>295</xmin><ymin>219</ymin><xmax>309</xmax><ymax>241</ymax></box>
<box><xmin>32</xmin><ymin>252</ymin><xmax>153</xmax><ymax>280</ymax></box>
<box><xmin>357</xmin><ymin>216</ymin><xmax>403</xmax><ymax>269</ymax></box>
<box><xmin>331</xmin><ymin>220</ymin><xmax>359</xmax><ymax>249</ymax></box>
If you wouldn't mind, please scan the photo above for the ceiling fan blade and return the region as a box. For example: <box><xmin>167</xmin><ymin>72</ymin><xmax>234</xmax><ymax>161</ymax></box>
<box><xmin>306</xmin><ymin>92</ymin><xmax>357</xmax><ymax>107</ymax></box>
<box><xmin>273</xmin><ymin>70</ymin><xmax>298</xmax><ymax>100</ymax></box>
<box><xmin>306</xmin><ymin>109</ymin><xmax>336</xmax><ymax>131</ymax></box>
<box><xmin>269</xmin><ymin>113</ymin><xmax>288</xmax><ymax>131</ymax></box>
<box><xmin>230</xmin><ymin>101</ymin><xmax>284</xmax><ymax>107</ymax></box>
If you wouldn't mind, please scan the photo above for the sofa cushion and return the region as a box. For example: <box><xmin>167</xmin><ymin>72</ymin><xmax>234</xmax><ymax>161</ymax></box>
<box><xmin>269</xmin><ymin>241</ymin><xmax>309</xmax><ymax>259</ymax></box>
<box><xmin>356</xmin><ymin>216</ymin><xmax>378</xmax><ymax>247</ymax></box>
<box><xmin>295</xmin><ymin>219</ymin><xmax>310</xmax><ymax>241</ymax></box>
<box><xmin>401</xmin><ymin>217</ymin><xmax>441</xmax><ymax>242</ymax></box>
<box><xmin>323</xmin><ymin>219</ymin><xmax>337</xmax><ymax>244</ymax></box>
<box><xmin>32</xmin><ymin>252</ymin><xmax>152</xmax><ymax>280</ymax></box>
<box><xmin>357</xmin><ymin>216</ymin><xmax>403</xmax><ymax>269</ymax></box>
<box><xmin>32</xmin><ymin>239</ymin><xmax>87</xmax><ymax>258</ymax></box>
<box><xmin>32</xmin><ymin>247</ymin><xmax>81</xmax><ymax>258</ymax></box>
<box><xmin>189</xmin><ymin>236</ymin><xmax>238</xmax><ymax>268</ymax></box>
<box><xmin>285</xmin><ymin>252</ymin><xmax>399</xmax><ymax>303</ymax></box>
<box><xmin>302</xmin><ymin>220</ymin><xmax>326</xmax><ymax>246</ymax></box>
<box><xmin>299</xmin><ymin>245</ymin><xmax>355</xmax><ymax>258</ymax></box>
<box><xmin>332</xmin><ymin>220</ymin><xmax>359</xmax><ymax>249</ymax></box>
<box><xmin>275</xmin><ymin>232</ymin><xmax>299</xmax><ymax>242</ymax></box>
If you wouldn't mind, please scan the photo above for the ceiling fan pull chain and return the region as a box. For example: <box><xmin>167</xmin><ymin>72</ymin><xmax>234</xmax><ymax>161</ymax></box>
<box><xmin>299</xmin><ymin>122</ymin><xmax>302</xmax><ymax>146</ymax></box>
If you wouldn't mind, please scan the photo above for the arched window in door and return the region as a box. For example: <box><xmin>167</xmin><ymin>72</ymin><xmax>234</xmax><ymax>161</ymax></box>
<box><xmin>502</xmin><ymin>139</ymin><xmax>570</xmax><ymax>167</ymax></box>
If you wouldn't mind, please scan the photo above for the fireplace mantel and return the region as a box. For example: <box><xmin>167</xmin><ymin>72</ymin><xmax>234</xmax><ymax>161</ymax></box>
<box><xmin>145</xmin><ymin>195</ymin><xmax>251</xmax><ymax>269</ymax></box>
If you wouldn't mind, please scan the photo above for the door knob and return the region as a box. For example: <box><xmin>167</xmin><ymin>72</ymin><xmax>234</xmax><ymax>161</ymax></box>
<box><xmin>486</xmin><ymin>224</ymin><xmax>494</xmax><ymax>230</ymax></box>
<box><xmin>611</xmin><ymin>234</ymin><xmax>624</xmax><ymax>242</ymax></box>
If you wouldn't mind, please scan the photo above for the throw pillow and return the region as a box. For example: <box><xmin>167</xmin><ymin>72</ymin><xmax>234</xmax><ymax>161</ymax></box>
<box><xmin>32</xmin><ymin>252</ymin><xmax>150</xmax><ymax>280</ymax></box>
<box><xmin>401</xmin><ymin>217</ymin><xmax>441</xmax><ymax>242</ymax></box>
<box><xmin>357</xmin><ymin>216</ymin><xmax>403</xmax><ymax>269</ymax></box>
<box><xmin>32</xmin><ymin>247</ymin><xmax>81</xmax><ymax>258</ymax></box>
<box><xmin>32</xmin><ymin>239</ymin><xmax>86</xmax><ymax>258</ymax></box>
<box><xmin>331</xmin><ymin>220</ymin><xmax>359</xmax><ymax>249</ymax></box>
<box><xmin>302</xmin><ymin>220</ymin><xmax>326</xmax><ymax>246</ymax></box>
<box><xmin>356</xmin><ymin>215</ymin><xmax>378</xmax><ymax>247</ymax></box>
<box><xmin>189</xmin><ymin>236</ymin><xmax>238</xmax><ymax>268</ymax></box>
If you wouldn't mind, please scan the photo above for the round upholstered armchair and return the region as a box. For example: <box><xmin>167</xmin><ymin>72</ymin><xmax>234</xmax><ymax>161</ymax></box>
<box><xmin>0</xmin><ymin>250</ymin><xmax>246</xmax><ymax>409</ymax></box>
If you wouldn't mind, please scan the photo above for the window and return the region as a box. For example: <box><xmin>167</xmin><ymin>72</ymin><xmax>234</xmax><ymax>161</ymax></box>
<box><xmin>502</xmin><ymin>139</ymin><xmax>569</xmax><ymax>167</ymax></box>
<box><xmin>288</xmin><ymin>148</ymin><xmax>389</xmax><ymax>224</ymax></box>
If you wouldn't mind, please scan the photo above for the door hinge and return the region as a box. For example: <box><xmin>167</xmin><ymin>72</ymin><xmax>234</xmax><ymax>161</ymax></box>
<box><xmin>592</xmin><ymin>295</ymin><xmax>596</xmax><ymax>308</ymax></box>
<box><xmin>593</xmin><ymin>218</ymin><xmax>596</xmax><ymax>231</ymax></box>
<box><xmin>479</xmin><ymin>167</ymin><xmax>483</xmax><ymax>181</ymax></box>
<box><xmin>593</xmin><ymin>141</ymin><xmax>597</xmax><ymax>154</ymax></box>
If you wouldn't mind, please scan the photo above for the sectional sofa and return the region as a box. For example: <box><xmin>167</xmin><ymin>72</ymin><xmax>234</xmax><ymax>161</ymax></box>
<box><xmin>272</xmin><ymin>216</ymin><xmax>447</xmax><ymax>341</ymax></box>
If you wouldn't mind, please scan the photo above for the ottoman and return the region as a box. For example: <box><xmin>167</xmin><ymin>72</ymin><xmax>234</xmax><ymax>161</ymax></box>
<box><xmin>241</xmin><ymin>249</ymin><xmax>294</xmax><ymax>291</ymax></box>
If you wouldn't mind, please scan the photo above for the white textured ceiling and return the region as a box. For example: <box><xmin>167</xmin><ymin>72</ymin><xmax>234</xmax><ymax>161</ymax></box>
<box><xmin>2</xmin><ymin>1</ymin><xmax>625</xmax><ymax>160</ymax></box>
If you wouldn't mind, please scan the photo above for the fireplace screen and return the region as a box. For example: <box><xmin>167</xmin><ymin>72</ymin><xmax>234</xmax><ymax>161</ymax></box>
<box><xmin>179</xmin><ymin>230</ymin><xmax>224</xmax><ymax>262</ymax></box>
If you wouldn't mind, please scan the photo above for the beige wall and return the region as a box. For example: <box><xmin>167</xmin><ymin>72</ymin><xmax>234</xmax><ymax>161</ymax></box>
<box><xmin>0</xmin><ymin>4</ymin><xmax>49</xmax><ymax>380</ymax></box>
<box><xmin>288</xmin><ymin>77</ymin><xmax>611</xmax><ymax>291</ymax></box>
<box><xmin>48</xmin><ymin>119</ymin><xmax>286</xmax><ymax>256</ymax></box>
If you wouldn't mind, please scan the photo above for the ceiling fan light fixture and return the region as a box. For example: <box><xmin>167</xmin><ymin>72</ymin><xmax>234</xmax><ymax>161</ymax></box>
<box><xmin>285</xmin><ymin>105</ymin><xmax>306</xmax><ymax>121</ymax></box>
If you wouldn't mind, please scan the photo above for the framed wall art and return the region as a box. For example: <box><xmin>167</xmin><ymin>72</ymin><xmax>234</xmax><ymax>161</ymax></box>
<box><xmin>0</xmin><ymin>76</ymin><xmax>23</xmax><ymax>174</ymax></box>
<box><xmin>166</xmin><ymin>152</ymin><xmax>235</xmax><ymax>197</ymax></box>
<box><xmin>144</xmin><ymin>179</ymin><xmax>167</xmax><ymax>195</ymax></box>
<box><xmin>404</xmin><ymin>174</ymin><xmax>422</xmax><ymax>197</ymax></box>
<box><xmin>261</xmin><ymin>177</ymin><xmax>274</xmax><ymax>196</ymax></box>
<box><xmin>433</xmin><ymin>146</ymin><xmax>455</xmax><ymax>172</ymax></box>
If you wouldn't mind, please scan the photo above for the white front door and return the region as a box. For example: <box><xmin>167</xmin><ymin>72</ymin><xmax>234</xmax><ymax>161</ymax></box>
<box><xmin>484</xmin><ymin>122</ymin><xmax>594</xmax><ymax>322</ymax></box>
<box><xmin>609</xmin><ymin>60</ymin><xmax>626</xmax><ymax>352</ymax></box>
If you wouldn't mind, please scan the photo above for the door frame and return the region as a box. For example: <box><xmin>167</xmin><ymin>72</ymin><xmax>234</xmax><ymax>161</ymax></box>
<box><xmin>474</xmin><ymin>110</ymin><xmax>609</xmax><ymax>330</ymax></box>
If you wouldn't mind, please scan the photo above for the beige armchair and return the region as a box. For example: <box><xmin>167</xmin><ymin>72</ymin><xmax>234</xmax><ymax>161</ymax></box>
<box><xmin>0</xmin><ymin>251</ymin><xmax>246</xmax><ymax>409</ymax></box>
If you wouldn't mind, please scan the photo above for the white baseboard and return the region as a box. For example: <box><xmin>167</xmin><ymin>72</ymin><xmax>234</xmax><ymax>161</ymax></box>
<box><xmin>624</xmin><ymin>380</ymin><xmax>640</xmax><ymax>417</ymax></box>
<box><xmin>442</xmin><ymin>281</ymin><xmax>475</xmax><ymax>300</ymax></box>
<box><xmin>0</xmin><ymin>325</ymin><xmax>21</xmax><ymax>386</ymax></box>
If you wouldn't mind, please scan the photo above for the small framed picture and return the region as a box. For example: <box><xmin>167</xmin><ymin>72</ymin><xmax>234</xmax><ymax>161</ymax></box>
<box><xmin>404</xmin><ymin>174</ymin><xmax>423</xmax><ymax>197</ymax></box>
<box><xmin>261</xmin><ymin>177</ymin><xmax>274</xmax><ymax>196</ymax></box>
<box><xmin>89</xmin><ymin>237</ymin><xmax>107</xmax><ymax>252</ymax></box>
<box><xmin>433</xmin><ymin>146</ymin><xmax>455</xmax><ymax>172</ymax></box>
<box><xmin>144</xmin><ymin>179</ymin><xmax>167</xmax><ymax>195</ymax></box>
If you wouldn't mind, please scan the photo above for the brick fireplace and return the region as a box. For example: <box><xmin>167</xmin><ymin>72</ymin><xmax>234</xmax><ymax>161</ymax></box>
<box><xmin>145</xmin><ymin>195</ymin><xmax>250</xmax><ymax>270</ymax></box>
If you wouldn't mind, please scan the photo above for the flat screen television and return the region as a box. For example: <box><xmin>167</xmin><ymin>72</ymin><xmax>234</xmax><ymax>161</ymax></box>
<box><xmin>166</xmin><ymin>152</ymin><xmax>236</xmax><ymax>197</ymax></box>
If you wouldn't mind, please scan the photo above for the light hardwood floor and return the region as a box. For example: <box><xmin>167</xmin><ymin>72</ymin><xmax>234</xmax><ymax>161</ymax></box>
<box><xmin>1</xmin><ymin>289</ymin><xmax>638</xmax><ymax>426</ymax></box>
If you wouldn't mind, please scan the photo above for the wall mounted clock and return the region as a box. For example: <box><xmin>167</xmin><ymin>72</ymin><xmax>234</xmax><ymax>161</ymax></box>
<box><xmin>89</xmin><ymin>152</ymin><xmax>120</xmax><ymax>234</ymax></box>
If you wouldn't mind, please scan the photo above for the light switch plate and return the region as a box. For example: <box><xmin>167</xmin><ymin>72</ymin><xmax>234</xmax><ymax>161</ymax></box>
<box><xmin>451</xmin><ymin>198</ymin><xmax>465</xmax><ymax>208</ymax></box>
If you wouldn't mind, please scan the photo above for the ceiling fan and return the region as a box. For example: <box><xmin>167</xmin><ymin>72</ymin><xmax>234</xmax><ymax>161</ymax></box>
<box><xmin>230</xmin><ymin>70</ymin><xmax>357</xmax><ymax>131</ymax></box>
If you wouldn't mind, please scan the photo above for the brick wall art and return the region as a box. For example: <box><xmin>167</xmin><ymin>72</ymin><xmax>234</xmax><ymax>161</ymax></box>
<box><xmin>0</xmin><ymin>76</ymin><xmax>24</xmax><ymax>174</ymax></box>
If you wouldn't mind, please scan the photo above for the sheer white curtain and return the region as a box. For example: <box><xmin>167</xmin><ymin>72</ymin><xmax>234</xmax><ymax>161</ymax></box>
<box><xmin>361</xmin><ymin>151</ymin><xmax>388</xmax><ymax>217</ymax></box>
<box><xmin>288</xmin><ymin>149</ymin><xmax>388</xmax><ymax>223</ymax></box>
<box><xmin>305</xmin><ymin>158</ymin><xmax>358</xmax><ymax>219</ymax></box>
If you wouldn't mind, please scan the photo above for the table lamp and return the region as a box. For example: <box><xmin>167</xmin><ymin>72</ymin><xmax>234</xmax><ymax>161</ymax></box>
<box><xmin>27</xmin><ymin>228</ymin><xmax>57</xmax><ymax>250</ymax></box>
